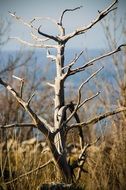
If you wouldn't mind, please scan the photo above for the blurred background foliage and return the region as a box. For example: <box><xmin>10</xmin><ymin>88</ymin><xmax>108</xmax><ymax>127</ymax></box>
<box><xmin>0</xmin><ymin>10</ymin><xmax>126</xmax><ymax>190</ymax></box>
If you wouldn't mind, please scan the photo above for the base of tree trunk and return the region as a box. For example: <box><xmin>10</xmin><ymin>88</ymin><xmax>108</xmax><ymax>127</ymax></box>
<box><xmin>38</xmin><ymin>183</ymin><xmax>84</xmax><ymax>190</ymax></box>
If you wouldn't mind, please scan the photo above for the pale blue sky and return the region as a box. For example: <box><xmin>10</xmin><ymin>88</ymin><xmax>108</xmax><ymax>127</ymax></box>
<box><xmin>0</xmin><ymin>0</ymin><xmax>126</xmax><ymax>50</ymax></box>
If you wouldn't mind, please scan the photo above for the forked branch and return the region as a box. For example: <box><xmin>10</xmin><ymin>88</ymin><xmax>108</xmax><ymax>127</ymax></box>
<box><xmin>65</xmin><ymin>67</ymin><xmax>103</xmax><ymax>124</ymax></box>
<box><xmin>67</xmin><ymin>44</ymin><xmax>126</xmax><ymax>76</ymax></box>
<box><xmin>69</xmin><ymin>137</ymin><xmax>100</xmax><ymax>183</ymax></box>
<box><xmin>12</xmin><ymin>75</ymin><xmax>24</xmax><ymax>98</ymax></box>
<box><xmin>0</xmin><ymin>78</ymin><xmax>51</xmax><ymax>136</ymax></box>
<box><xmin>62</xmin><ymin>50</ymin><xmax>84</xmax><ymax>78</ymax></box>
<box><xmin>32</xmin><ymin>16</ymin><xmax>65</xmax><ymax>36</ymax></box>
<box><xmin>76</xmin><ymin>137</ymin><xmax>100</xmax><ymax>182</ymax></box>
<box><xmin>63</xmin><ymin>0</ymin><xmax>118</xmax><ymax>41</ymax></box>
<box><xmin>9</xmin><ymin>11</ymin><xmax>37</xmax><ymax>31</ymax></box>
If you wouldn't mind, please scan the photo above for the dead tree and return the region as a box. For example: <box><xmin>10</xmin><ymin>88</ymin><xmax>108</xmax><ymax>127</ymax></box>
<box><xmin>0</xmin><ymin>0</ymin><xmax>126</xmax><ymax>184</ymax></box>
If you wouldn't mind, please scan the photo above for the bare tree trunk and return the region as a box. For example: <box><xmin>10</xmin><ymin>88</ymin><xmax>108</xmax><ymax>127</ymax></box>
<box><xmin>49</xmin><ymin>136</ymin><xmax>73</xmax><ymax>183</ymax></box>
<box><xmin>54</xmin><ymin>44</ymin><xmax>65</xmax><ymax>154</ymax></box>
<box><xmin>1</xmin><ymin>0</ymin><xmax>126</xmax><ymax>186</ymax></box>
<box><xmin>52</xmin><ymin>43</ymin><xmax>73</xmax><ymax>182</ymax></box>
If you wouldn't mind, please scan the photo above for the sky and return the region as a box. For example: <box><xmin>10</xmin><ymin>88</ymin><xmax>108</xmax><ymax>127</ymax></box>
<box><xmin>0</xmin><ymin>0</ymin><xmax>126</xmax><ymax>50</ymax></box>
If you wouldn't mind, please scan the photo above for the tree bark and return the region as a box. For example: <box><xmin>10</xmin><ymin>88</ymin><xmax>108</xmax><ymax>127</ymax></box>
<box><xmin>49</xmin><ymin>136</ymin><xmax>73</xmax><ymax>183</ymax></box>
<box><xmin>54</xmin><ymin>44</ymin><xmax>66</xmax><ymax>154</ymax></box>
<box><xmin>51</xmin><ymin>43</ymin><xmax>73</xmax><ymax>183</ymax></box>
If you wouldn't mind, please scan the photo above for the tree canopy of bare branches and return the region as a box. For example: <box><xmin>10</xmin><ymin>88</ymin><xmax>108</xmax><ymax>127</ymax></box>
<box><xmin>0</xmin><ymin>0</ymin><xmax>126</xmax><ymax>185</ymax></box>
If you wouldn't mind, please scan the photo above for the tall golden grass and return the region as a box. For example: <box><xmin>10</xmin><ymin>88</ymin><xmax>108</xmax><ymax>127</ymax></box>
<box><xmin>0</xmin><ymin>113</ymin><xmax>126</xmax><ymax>190</ymax></box>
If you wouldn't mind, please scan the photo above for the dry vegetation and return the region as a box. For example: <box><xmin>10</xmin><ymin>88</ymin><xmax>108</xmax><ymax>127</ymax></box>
<box><xmin>0</xmin><ymin>3</ymin><xmax>126</xmax><ymax>190</ymax></box>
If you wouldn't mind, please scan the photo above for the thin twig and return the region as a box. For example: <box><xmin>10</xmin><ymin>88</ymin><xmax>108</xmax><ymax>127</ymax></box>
<box><xmin>20</xmin><ymin>80</ymin><xmax>24</xmax><ymax>98</ymax></box>
<box><xmin>78</xmin><ymin>67</ymin><xmax>103</xmax><ymax>97</ymax></box>
<box><xmin>46</xmin><ymin>82</ymin><xmax>55</xmax><ymax>88</ymax></box>
<box><xmin>30</xmin><ymin>32</ymin><xmax>49</xmax><ymax>42</ymax></box>
<box><xmin>78</xmin><ymin>91</ymin><xmax>100</xmax><ymax>109</ymax></box>
<box><xmin>59</xmin><ymin>6</ymin><xmax>83</xmax><ymax>25</ymax></box>
<box><xmin>12</xmin><ymin>75</ymin><xmax>23</xmax><ymax>81</ymax></box>
<box><xmin>62</xmin><ymin>50</ymin><xmax>84</xmax><ymax>74</ymax></box>
<box><xmin>46</xmin><ymin>49</ymin><xmax>56</xmax><ymax>61</ymax></box>
<box><xmin>0</xmin><ymin>123</ymin><xmax>36</xmax><ymax>129</ymax></box>
<box><xmin>9</xmin><ymin>37</ymin><xmax>57</xmax><ymax>49</ymax></box>
<box><xmin>12</xmin><ymin>75</ymin><xmax>24</xmax><ymax>98</ymax></box>
<box><xmin>27</xmin><ymin>92</ymin><xmax>36</xmax><ymax>105</ymax></box>
<box><xmin>9</xmin><ymin>11</ymin><xmax>37</xmax><ymax>31</ymax></box>
<box><xmin>78</xmin><ymin>137</ymin><xmax>100</xmax><ymax>162</ymax></box>
<box><xmin>33</xmin><ymin>16</ymin><xmax>57</xmax><ymax>25</ymax></box>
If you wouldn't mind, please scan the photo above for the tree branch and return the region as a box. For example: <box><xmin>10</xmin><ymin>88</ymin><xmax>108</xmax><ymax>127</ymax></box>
<box><xmin>76</xmin><ymin>137</ymin><xmax>100</xmax><ymax>182</ymax></box>
<box><xmin>63</xmin><ymin>0</ymin><xmax>118</xmax><ymax>42</ymax></box>
<box><xmin>0</xmin><ymin>78</ymin><xmax>51</xmax><ymax>136</ymax></box>
<box><xmin>78</xmin><ymin>91</ymin><xmax>100</xmax><ymax>109</ymax></box>
<box><xmin>65</xmin><ymin>67</ymin><xmax>103</xmax><ymax>124</ymax></box>
<box><xmin>9</xmin><ymin>37</ymin><xmax>57</xmax><ymax>49</ymax></box>
<box><xmin>46</xmin><ymin>82</ymin><xmax>55</xmax><ymax>88</ymax></box>
<box><xmin>9</xmin><ymin>11</ymin><xmax>37</xmax><ymax>31</ymax></box>
<box><xmin>68</xmin><ymin>44</ymin><xmax>126</xmax><ymax>76</ymax></box>
<box><xmin>68</xmin><ymin>101</ymin><xmax>84</xmax><ymax>150</ymax></box>
<box><xmin>31</xmin><ymin>31</ymin><xmax>49</xmax><ymax>42</ymax></box>
<box><xmin>30</xmin><ymin>16</ymin><xmax>65</xmax><ymax>37</ymax></box>
<box><xmin>33</xmin><ymin>16</ymin><xmax>58</xmax><ymax>26</ymax></box>
<box><xmin>69</xmin><ymin>137</ymin><xmax>100</xmax><ymax>183</ymax></box>
<box><xmin>78</xmin><ymin>137</ymin><xmax>100</xmax><ymax>163</ymax></box>
<box><xmin>20</xmin><ymin>79</ymin><xmax>24</xmax><ymax>98</ymax></box>
<box><xmin>46</xmin><ymin>49</ymin><xmax>56</xmax><ymax>61</ymax></box>
<box><xmin>68</xmin><ymin>107</ymin><xmax>126</xmax><ymax>131</ymax></box>
<box><xmin>59</xmin><ymin>6</ymin><xmax>83</xmax><ymax>26</ymax></box>
<box><xmin>12</xmin><ymin>75</ymin><xmax>24</xmax><ymax>98</ymax></box>
<box><xmin>38</xmin><ymin>26</ymin><xmax>60</xmax><ymax>42</ymax></box>
<box><xmin>9</xmin><ymin>12</ymin><xmax>53</xmax><ymax>42</ymax></box>
<box><xmin>62</xmin><ymin>55</ymin><xmax>77</xmax><ymax>70</ymax></box>
<box><xmin>9</xmin><ymin>11</ymin><xmax>66</xmax><ymax>40</ymax></box>
<box><xmin>62</xmin><ymin>50</ymin><xmax>84</xmax><ymax>78</ymax></box>
<box><xmin>27</xmin><ymin>91</ymin><xmax>36</xmax><ymax>106</ymax></box>
<box><xmin>0</xmin><ymin>123</ymin><xmax>36</xmax><ymax>129</ymax></box>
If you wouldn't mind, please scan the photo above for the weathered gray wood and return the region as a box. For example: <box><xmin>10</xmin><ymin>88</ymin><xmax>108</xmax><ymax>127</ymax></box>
<box><xmin>1</xmin><ymin>0</ymin><xmax>126</xmax><ymax>185</ymax></box>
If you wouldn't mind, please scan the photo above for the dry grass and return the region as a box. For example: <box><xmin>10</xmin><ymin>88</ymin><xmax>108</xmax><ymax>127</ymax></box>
<box><xmin>0</xmin><ymin>140</ymin><xmax>56</xmax><ymax>190</ymax></box>
<box><xmin>0</xmin><ymin>116</ymin><xmax>126</xmax><ymax>190</ymax></box>
<box><xmin>81</xmin><ymin>118</ymin><xmax>126</xmax><ymax>190</ymax></box>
